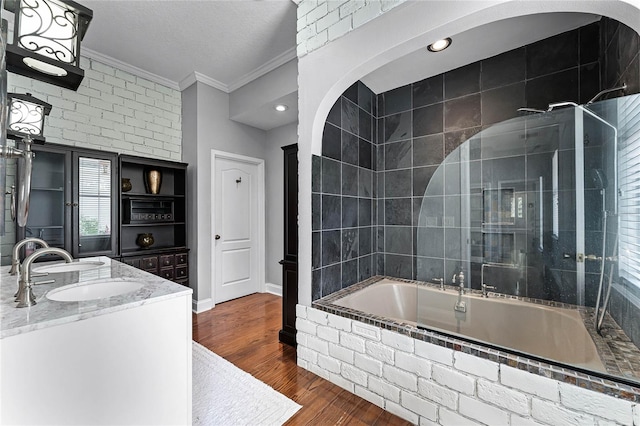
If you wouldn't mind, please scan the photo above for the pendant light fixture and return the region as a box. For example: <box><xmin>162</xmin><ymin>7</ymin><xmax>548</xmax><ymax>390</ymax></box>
<box><xmin>6</xmin><ymin>92</ymin><xmax>52</xmax><ymax>143</ymax></box>
<box><xmin>4</xmin><ymin>0</ymin><xmax>93</xmax><ymax>90</ymax></box>
<box><xmin>1</xmin><ymin>92</ymin><xmax>52</xmax><ymax>227</ymax></box>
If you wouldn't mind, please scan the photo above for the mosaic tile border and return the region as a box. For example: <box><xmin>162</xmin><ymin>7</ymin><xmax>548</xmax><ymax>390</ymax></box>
<box><xmin>313</xmin><ymin>275</ymin><xmax>640</xmax><ymax>403</ymax></box>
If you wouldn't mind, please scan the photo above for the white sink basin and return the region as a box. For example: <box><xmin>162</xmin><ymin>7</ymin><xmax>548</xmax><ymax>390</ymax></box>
<box><xmin>33</xmin><ymin>261</ymin><xmax>105</xmax><ymax>274</ymax></box>
<box><xmin>46</xmin><ymin>279</ymin><xmax>144</xmax><ymax>302</ymax></box>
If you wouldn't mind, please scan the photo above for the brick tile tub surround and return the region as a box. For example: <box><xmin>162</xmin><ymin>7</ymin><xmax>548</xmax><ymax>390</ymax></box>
<box><xmin>298</xmin><ymin>276</ymin><xmax>640</xmax><ymax>425</ymax></box>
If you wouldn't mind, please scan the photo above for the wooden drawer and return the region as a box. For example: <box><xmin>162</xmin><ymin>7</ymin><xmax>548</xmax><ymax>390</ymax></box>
<box><xmin>159</xmin><ymin>267</ymin><xmax>174</xmax><ymax>281</ymax></box>
<box><xmin>175</xmin><ymin>266</ymin><xmax>188</xmax><ymax>280</ymax></box>
<box><xmin>175</xmin><ymin>253</ymin><xmax>188</xmax><ymax>265</ymax></box>
<box><xmin>121</xmin><ymin>250</ymin><xmax>188</xmax><ymax>285</ymax></box>
<box><xmin>141</xmin><ymin>256</ymin><xmax>158</xmax><ymax>272</ymax></box>
<box><xmin>160</xmin><ymin>254</ymin><xmax>174</xmax><ymax>268</ymax></box>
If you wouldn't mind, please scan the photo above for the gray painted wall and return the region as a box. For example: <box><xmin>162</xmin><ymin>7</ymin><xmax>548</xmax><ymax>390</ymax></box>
<box><xmin>185</xmin><ymin>81</ymin><xmax>268</xmax><ymax>306</ymax></box>
<box><xmin>181</xmin><ymin>83</ymin><xmax>199</xmax><ymax>299</ymax></box>
<box><xmin>185</xmin><ymin>81</ymin><xmax>297</xmax><ymax>306</ymax></box>
<box><xmin>265</xmin><ymin>122</ymin><xmax>298</xmax><ymax>289</ymax></box>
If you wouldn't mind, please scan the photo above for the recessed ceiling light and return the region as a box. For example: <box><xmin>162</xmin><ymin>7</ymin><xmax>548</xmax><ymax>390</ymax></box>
<box><xmin>274</xmin><ymin>104</ymin><xmax>288</xmax><ymax>112</ymax></box>
<box><xmin>427</xmin><ymin>38</ymin><xmax>452</xmax><ymax>52</ymax></box>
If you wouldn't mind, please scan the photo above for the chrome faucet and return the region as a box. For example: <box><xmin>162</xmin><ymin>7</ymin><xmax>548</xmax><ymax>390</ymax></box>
<box><xmin>9</xmin><ymin>237</ymin><xmax>49</xmax><ymax>275</ymax></box>
<box><xmin>452</xmin><ymin>271</ymin><xmax>465</xmax><ymax>294</ymax></box>
<box><xmin>431</xmin><ymin>277</ymin><xmax>445</xmax><ymax>290</ymax></box>
<box><xmin>16</xmin><ymin>247</ymin><xmax>73</xmax><ymax>308</ymax></box>
<box><xmin>482</xmin><ymin>283</ymin><xmax>497</xmax><ymax>298</ymax></box>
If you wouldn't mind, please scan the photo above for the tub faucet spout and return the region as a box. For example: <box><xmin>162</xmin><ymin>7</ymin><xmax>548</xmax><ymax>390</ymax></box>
<box><xmin>453</xmin><ymin>271</ymin><xmax>465</xmax><ymax>294</ymax></box>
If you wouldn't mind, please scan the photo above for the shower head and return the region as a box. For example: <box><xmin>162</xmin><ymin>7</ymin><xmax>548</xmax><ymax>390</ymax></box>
<box><xmin>592</xmin><ymin>169</ymin><xmax>608</xmax><ymax>190</ymax></box>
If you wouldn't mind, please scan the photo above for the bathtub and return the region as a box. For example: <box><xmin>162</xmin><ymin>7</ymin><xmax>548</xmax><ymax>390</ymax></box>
<box><xmin>333</xmin><ymin>278</ymin><xmax>606</xmax><ymax>372</ymax></box>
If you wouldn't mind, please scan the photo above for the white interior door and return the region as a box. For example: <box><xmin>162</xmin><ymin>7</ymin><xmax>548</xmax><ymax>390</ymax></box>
<box><xmin>213</xmin><ymin>155</ymin><xmax>262</xmax><ymax>303</ymax></box>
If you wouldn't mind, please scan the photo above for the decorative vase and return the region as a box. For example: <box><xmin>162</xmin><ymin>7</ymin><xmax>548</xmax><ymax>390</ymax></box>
<box><xmin>121</xmin><ymin>178</ymin><xmax>132</xmax><ymax>192</ymax></box>
<box><xmin>136</xmin><ymin>233</ymin><xmax>155</xmax><ymax>249</ymax></box>
<box><xmin>144</xmin><ymin>169</ymin><xmax>162</xmax><ymax>194</ymax></box>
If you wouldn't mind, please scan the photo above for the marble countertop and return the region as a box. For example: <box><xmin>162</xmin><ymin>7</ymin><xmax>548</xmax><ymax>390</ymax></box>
<box><xmin>1</xmin><ymin>256</ymin><xmax>192</xmax><ymax>339</ymax></box>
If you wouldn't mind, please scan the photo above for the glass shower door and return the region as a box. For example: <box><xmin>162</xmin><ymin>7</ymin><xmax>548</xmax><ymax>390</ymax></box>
<box><xmin>577</xmin><ymin>103</ymin><xmax>618</xmax><ymax>307</ymax></box>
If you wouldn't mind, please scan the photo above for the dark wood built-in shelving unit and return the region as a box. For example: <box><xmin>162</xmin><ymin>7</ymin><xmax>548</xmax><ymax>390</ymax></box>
<box><xmin>118</xmin><ymin>155</ymin><xmax>189</xmax><ymax>286</ymax></box>
<box><xmin>16</xmin><ymin>145</ymin><xmax>190</xmax><ymax>287</ymax></box>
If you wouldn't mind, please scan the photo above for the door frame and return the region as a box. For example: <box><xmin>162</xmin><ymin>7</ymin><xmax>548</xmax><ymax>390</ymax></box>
<box><xmin>210</xmin><ymin>150</ymin><xmax>266</xmax><ymax>303</ymax></box>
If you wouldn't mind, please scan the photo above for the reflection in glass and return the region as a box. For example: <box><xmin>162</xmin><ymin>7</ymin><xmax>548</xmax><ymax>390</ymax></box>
<box><xmin>416</xmin><ymin>94</ymin><xmax>640</xmax><ymax>384</ymax></box>
<box><xmin>78</xmin><ymin>157</ymin><xmax>112</xmax><ymax>254</ymax></box>
<box><xmin>24</xmin><ymin>150</ymin><xmax>65</xmax><ymax>248</ymax></box>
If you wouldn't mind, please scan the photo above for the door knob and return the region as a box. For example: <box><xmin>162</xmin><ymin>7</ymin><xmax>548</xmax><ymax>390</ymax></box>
<box><xmin>215</xmin><ymin>235</ymin><xmax>221</xmax><ymax>240</ymax></box>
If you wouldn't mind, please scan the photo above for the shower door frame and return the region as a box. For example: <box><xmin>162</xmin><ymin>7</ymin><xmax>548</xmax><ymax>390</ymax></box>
<box><xmin>575</xmin><ymin>108</ymin><xmax>586</xmax><ymax>306</ymax></box>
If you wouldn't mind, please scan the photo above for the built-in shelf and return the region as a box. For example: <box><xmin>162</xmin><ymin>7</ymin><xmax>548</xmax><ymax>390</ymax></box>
<box><xmin>119</xmin><ymin>155</ymin><xmax>189</xmax><ymax>286</ymax></box>
<box><xmin>32</xmin><ymin>187</ymin><xmax>64</xmax><ymax>192</ymax></box>
<box><xmin>122</xmin><ymin>246</ymin><xmax>187</xmax><ymax>254</ymax></box>
<box><xmin>122</xmin><ymin>222</ymin><xmax>186</xmax><ymax>228</ymax></box>
<box><xmin>122</xmin><ymin>193</ymin><xmax>185</xmax><ymax>199</ymax></box>
<box><xmin>27</xmin><ymin>225</ymin><xmax>64</xmax><ymax>229</ymax></box>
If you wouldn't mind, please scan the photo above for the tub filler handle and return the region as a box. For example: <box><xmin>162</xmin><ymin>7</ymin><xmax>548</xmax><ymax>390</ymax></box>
<box><xmin>482</xmin><ymin>283</ymin><xmax>497</xmax><ymax>298</ymax></box>
<box><xmin>431</xmin><ymin>278</ymin><xmax>445</xmax><ymax>290</ymax></box>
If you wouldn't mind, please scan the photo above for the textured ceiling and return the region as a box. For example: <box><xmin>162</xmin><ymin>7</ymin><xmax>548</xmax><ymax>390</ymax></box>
<box><xmin>81</xmin><ymin>0</ymin><xmax>297</xmax><ymax>91</ymax></box>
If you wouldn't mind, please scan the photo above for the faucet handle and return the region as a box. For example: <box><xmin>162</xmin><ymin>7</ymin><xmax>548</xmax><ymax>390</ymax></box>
<box><xmin>9</xmin><ymin>259</ymin><xmax>19</xmax><ymax>276</ymax></box>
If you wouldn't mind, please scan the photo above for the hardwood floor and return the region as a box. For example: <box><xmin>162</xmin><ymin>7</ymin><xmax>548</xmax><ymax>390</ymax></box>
<box><xmin>192</xmin><ymin>293</ymin><xmax>412</xmax><ymax>426</ymax></box>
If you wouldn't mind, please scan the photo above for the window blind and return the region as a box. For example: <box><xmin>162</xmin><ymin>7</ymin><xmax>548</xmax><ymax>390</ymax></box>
<box><xmin>617</xmin><ymin>96</ymin><xmax>640</xmax><ymax>288</ymax></box>
<box><xmin>78</xmin><ymin>158</ymin><xmax>111</xmax><ymax>236</ymax></box>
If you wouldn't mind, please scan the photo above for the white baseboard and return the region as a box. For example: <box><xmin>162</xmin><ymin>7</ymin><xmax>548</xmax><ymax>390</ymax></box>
<box><xmin>192</xmin><ymin>298</ymin><xmax>214</xmax><ymax>313</ymax></box>
<box><xmin>265</xmin><ymin>282</ymin><xmax>282</xmax><ymax>297</ymax></box>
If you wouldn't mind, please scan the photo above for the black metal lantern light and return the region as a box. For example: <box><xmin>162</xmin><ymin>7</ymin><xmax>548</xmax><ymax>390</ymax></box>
<box><xmin>6</xmin><ymin>92</ymin><xmax>52</xmax><ymax>143</ymax></box>
<box><xmin>1</xmin><ymin>92</ymin><xmax>52</xmax><ymax>227</ymax></box>
<box><xmin>4</xmin><ymin>0</ymin><xmax>93</xmax><ymax>90</ymax></box>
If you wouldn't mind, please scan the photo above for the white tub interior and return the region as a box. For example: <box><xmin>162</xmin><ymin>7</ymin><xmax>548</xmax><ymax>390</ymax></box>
<box><xmin>333</xmin><ymin>278</ymin><xmax>606</xmax><ymax>372</ymax></box>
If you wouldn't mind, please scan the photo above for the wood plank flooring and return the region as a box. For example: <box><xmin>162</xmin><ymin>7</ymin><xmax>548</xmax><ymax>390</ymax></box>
<box><xmin>192</xmin><ymin>292</ymin><xmax>412</xmax><ymax>426</ymax></box>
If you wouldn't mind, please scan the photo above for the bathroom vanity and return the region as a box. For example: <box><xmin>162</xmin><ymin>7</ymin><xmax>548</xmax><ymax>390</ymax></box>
<box><xmin>0</xmin><ymin>257</ymin><xmax>192</xmax><ymax>425</ymax></box>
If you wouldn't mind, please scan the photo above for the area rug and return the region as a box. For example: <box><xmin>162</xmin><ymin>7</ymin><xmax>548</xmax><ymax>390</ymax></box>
<box><xmin>192</xmin><ymin>341</ymin><xmax>302</xmax><ymax>425</ymax></box>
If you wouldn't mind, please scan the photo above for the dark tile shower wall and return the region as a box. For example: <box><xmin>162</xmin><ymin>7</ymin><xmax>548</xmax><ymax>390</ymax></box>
<box><xmin>376</xmin><ymin>22</ymin><xmax>603</xmax><ymax>290</ymax></box>
<box><xmin>312</xmin><ymin>82</ymin><xmax>376</xmax><ymax>300</ymax></box>
<box><xmin>312</xmin><ymin>19</ymin><xmax>640</xmax><ymax>302</ymax></box>
<box><xmin>601</xmin><ymin>17</ymin><xmax>640</xmax><ymax>95</ymax></box>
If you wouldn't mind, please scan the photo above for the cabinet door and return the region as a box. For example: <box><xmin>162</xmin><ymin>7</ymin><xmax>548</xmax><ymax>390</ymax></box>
<box><xmin>72</xmin><ymin>151</ymin><xmax>118</xmax><ymax>257</ymax></box>
<box><xmin>18</xmin><ymin>146</ymin><xmax>72</xmax><ymax>253</ymax></box>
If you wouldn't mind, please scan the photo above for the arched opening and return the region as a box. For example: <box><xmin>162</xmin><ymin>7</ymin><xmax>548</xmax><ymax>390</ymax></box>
<box><xmin>309</xmin><ymin>9</ymin><xmax>640</xmax><ymax>385</ymax></box>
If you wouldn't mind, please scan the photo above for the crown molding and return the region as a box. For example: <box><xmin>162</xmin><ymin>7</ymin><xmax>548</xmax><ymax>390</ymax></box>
<box><xmin>227</xmin><ymin>47</ymin><xmax>297</xmax><ymax>92</ymax></box>
<box><xmin>178</xmin><ymin>72</ymin><xmax>198</xmax><ymax>92</ymax></box>
<box><xmin>82</xmin><ymin>47</ymin><xmax>180</xmax><ymax>90</ymax></box>
<box><xmin>83</xmin><ymin>46</ymin><xmax>296</xmax><ymax>94</ymax></box>
<box><xmin>179</xmin><ymin>71</ymin><xmax>229</xmax><ymax>93</ymax></box>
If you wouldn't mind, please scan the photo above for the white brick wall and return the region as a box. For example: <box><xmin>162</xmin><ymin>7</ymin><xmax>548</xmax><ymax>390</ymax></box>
<box><xmin>297</xmin><ymin>305</ymin><xmax>639</xmax><ymax>425</ymax></box>
<box><xmin>1</xmin><ymin>56</ymin><xmax>182</xmax><ymax>265</ymax></box>
<box><xmin>8</xmin><ymin>58</ymin><xmax>181</xmax><ymax>159</ymax></box>
<box><xmin>296</xmin><ymin>0</ymin><xmax>407</xmax><ymax>56</ymax></box>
